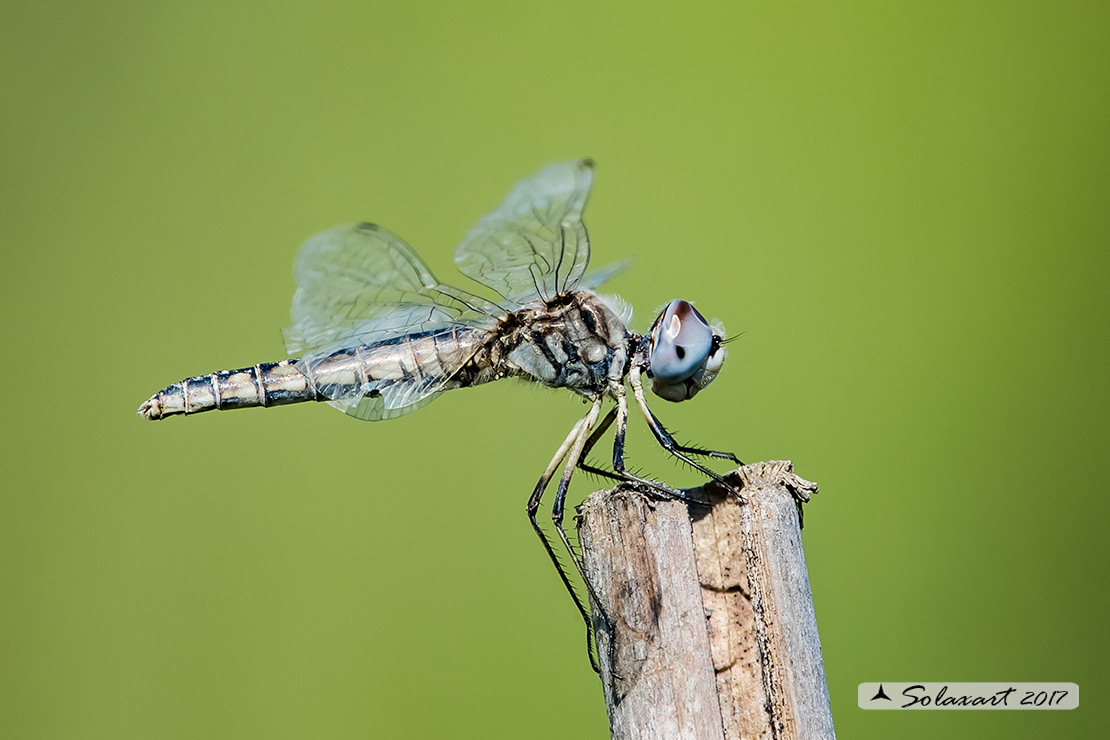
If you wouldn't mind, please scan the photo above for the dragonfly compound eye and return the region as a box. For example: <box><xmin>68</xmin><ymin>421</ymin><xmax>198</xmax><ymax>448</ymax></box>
<box><xmin>648</xmin><ymin>300</ymin><xmax>726</xmax><ymax>402</ymax></box>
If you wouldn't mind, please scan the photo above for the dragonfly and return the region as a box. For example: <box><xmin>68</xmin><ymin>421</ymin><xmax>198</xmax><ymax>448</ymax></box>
<box><xmin>138</xmin><ymin>159</ymin><xmax>742</xmax><ymax>673</ymax></box>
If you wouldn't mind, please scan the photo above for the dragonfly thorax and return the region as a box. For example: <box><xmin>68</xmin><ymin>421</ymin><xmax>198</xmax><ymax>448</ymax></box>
<box><xmin>494</xmin><ymin>291</ymin><xmax>633</xmax><ymax>398</ymax></box>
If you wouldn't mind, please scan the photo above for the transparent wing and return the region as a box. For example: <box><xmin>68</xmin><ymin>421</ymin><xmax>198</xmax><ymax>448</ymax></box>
<box><xmin>324</xmin><ymin>372</ymin><xmax>446</xmax><ymax>422</ymax></box>
<box><xmin>285</xmin><ymin>222</ymin><xmax>501</xmax><ymax>421</ymax></box>
<box><xmin>453</xmin><ymin>159</ymin><xmax>595</xmax><ymax>306</ymax></box>
<box><xmin>285</xmin><ymin>221</ymin><xmax>501</xmax><ymax>355</ymax></box>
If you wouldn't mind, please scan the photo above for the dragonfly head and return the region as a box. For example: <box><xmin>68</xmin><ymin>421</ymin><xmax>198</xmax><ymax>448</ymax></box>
<box><xmin>646</xmin><ymin>300</ymin><xmax>726</xmax><ymax>403</ymax></box>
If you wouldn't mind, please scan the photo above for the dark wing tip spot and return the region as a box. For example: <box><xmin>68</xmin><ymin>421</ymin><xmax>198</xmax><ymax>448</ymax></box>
<box><xmin>356</xmin><ymin>222</ymin><xmax>380</xmax><ymax>232</ymax></box>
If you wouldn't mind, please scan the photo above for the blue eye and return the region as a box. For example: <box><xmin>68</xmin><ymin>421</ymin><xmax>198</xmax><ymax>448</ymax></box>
<box><xmin>649</xmin><ymin>300</ymin><xmax>713</xmax><ymax>383</ymax></box>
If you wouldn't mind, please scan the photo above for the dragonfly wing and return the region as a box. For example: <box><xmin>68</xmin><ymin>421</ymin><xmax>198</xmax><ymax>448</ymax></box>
<box><xmin>326</xmin><ymin>374</ymin><xmax>446</xmax><ymax>421</ymax></box>
<box><xmin>285</xmin><ymin>221</ymin><xmax>500</xmax><ymax>420</ymax></box>
<box><xmin>453</xmin><ymin>159</ymin><xmax>595</xmax><ymax>306</ymax></box>
<box><xmin>286</xmin><ymin>221</ymin><xmax>500</xmax><ymax>354</ymax></box>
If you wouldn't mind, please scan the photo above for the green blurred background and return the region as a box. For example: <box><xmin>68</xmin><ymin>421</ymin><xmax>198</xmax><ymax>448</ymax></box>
<box><xmin>2</xmin><ymin>2</ymin><xmax>1107</xmax><ymax>738</ymax></box>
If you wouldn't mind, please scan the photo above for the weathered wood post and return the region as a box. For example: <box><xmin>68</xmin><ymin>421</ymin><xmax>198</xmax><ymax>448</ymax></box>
<box><xmin>576</xmin><ymin>461</ymin><xmax>834</xmax><ymax>740</ymax></box>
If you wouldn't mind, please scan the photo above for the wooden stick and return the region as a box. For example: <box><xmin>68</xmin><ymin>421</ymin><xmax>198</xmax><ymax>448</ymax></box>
<box><xmin>576</xmin><ymin>461</ymin><xmax>834</xmax><ymax>740</ymax></box>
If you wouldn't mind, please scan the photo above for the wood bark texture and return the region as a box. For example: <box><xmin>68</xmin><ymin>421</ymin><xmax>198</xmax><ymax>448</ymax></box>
<box><xmin>576</xmin><ymin>460</ymin><xmax>833</xmax><ymax>740</ymax></box>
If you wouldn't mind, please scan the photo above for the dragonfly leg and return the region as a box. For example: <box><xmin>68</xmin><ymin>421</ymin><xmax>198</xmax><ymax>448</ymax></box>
<box><xmin>548</xmin><ymin>397</ymin><xmax>624</xmax><ymax>681</ymax></box>
<box><xmin>570</xmin><ymin>388</ymin><xmax>700</xmax><ymax>505</ymax></box>
<box><xmin>609</xmin><ymin>388</ymin><xmax>669</xmax><ymax>487</ymax></box>
<box><xmin>526</xmin><ymin>403</ymin><xmax>614</xmax><ymax>676</ymax></box>
<box><xmin>577</xmin><ymin>395</ymin><xmax>691</xmax><ymax>500</ymax></box>
<box><xmin>629</xmin><ymin>367</ymin><xmax>746</xmax><ymax>503</ymax></box>
<box><xmin>603</xmin><ymin>388</ymin><xmax>712</xmax><ymax>507</ymax></box>
<box><xmin>578</xmin><ymin>406</ymin><xmax>623</xmax><ymax>482</ymax></box>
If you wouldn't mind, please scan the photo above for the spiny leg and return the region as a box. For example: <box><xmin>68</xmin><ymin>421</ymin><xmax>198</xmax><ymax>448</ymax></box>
<box><xmin>527</xmin><ymin>415</ymin><xmax>601</xmax><ymax>671</ymax></box>
<box><xmin>632</xmin><ymin>368</ymin><xmax>742</xmax><ymax>464</ymax></box>
<box><xmin>546</xmin><ymin>396</ymin><xmax>719</xmax><ymax>676</ymax></box>
<box><xmin>578</xmin><ymin>390</ymin><xmax>707</xmax><ymax>506</ymax></box>
<box><xmin>644</xmin><ymin>415</ymin><xmax>743</xmax><ymax>465</ymax></box>
<box><xmin>576</xmin><ymin>397</ymin><xmax>691</xmax><ymax>503</ymax></box>
<box><xmin>643</xmin><ymin>405</ymin><xmax>743</xmax><ymax>465</ymax></box>
<box><xmin>561</xmin><ymin>402</ymin><xmax>678</xmax><ymax>677</ymax></box>
<box><xmin>578</xmin><ymin>392</ymin><xmax>663</xmax><ymax>488</ymax></box>
<box><xmin>629</xmin><ymin>366</ymin><xmax>746</xmax><ymax>502</ymax></box>
<box><xmin>548</xmin><ymin>398</ymin><xmax>623</xmax><ymax>680</ymax></box>
<box><xmin>578</xmin><ymin>406</ymin><xmax>624</xmax><ymax>483</ymax></box>
<box><xmin>607</xmin><ymin>387</ymin><xmax>710</xmax><ymax>506</ymax></box>
<box><xmin>560</xmin><ymin>402</ymin><xmax>681</xmax><ymax>678</ymax></box>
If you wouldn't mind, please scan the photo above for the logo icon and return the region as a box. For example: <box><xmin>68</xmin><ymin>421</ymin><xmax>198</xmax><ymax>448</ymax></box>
<box><xmin>870</xmin><ymin>684</ymin><xmax>892</xmax><ymax>701</ymax></box>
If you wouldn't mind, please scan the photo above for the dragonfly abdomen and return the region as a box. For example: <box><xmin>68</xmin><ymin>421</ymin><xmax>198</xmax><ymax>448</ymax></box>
<box><xmin>138</xmin><ymin>360</ymin><xmax>318</xmax><ymax>420</ymax></box>
<box><xmin>139</xmin><ymin>328</ymin><xmax>490</xmax><ymax>421</ymax></box>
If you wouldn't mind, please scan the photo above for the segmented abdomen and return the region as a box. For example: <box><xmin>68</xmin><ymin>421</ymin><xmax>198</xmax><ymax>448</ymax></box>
<box><xmin>138</xmin><ymin>360</ymin><xmax>318</xmax><ymax>420</ymax></box>
<box><xmin>138</xmin><ymin>327</ymin><xmax>489</xmax><ymax>421</ymax></box>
